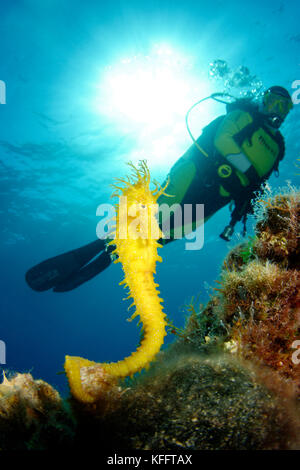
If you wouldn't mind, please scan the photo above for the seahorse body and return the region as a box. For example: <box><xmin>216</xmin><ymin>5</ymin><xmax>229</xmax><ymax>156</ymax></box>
<box><xmin>64</xmin><ymin>161</ymin><xmax>169</xmax><ymax>403</ymax></box>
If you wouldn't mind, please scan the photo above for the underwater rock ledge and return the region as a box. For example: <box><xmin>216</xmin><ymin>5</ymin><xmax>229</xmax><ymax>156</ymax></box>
<box><xmin>70</xmin><ymin>353</ymin><xmax>300</xmax><ymax>451</ymax></box>
<box><xmin>0</xmin><ymin>354</ymin><xmax>299</xmax><ymax>450</ymax></box>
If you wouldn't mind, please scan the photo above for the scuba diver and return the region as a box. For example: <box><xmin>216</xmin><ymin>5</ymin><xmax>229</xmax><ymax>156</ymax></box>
<box><xmin>25</xmin><ymin>85</ymin><xmax>293</xmax><ymax>293</ymax></box>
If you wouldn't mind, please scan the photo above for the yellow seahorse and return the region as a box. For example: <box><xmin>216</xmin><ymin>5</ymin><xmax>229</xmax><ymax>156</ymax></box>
<box><xmin>64</xmin><ymin>161</ymin><xmax>169</xmax><ymax>403</ymax></box>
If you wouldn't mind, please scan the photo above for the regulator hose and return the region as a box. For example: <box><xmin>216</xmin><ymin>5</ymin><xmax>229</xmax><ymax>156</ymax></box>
<box><xmin>185</xmin><ymin>92</ymin><xmax>236</xmax><ymax>157</ymax></box>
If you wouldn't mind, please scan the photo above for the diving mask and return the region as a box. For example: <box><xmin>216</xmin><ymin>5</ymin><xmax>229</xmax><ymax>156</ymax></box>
<box><xmin>262</xmin><ymin>87</ymin><xmax>293</xmax><ymax>127</ymax></box>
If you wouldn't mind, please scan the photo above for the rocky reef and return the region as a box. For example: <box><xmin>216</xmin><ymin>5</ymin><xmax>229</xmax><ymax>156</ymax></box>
<box><xmin>0</xmin><ymin>372</ymin><xmax>74</xmax><ymax>450</ymax></box>
<box><xmin>0</xmin><ymin>189</ymin><xmax>299</xmax><ymax>450</ymax></box>
<box><xmin>70</xmin><ymin>353</ymin><xmax>299</xmax><ymax>450</ymax></box>
<box><xmin>162</xmin><ymin>190</ymin><xmax>300</xmax><ymax>386</ymax></box>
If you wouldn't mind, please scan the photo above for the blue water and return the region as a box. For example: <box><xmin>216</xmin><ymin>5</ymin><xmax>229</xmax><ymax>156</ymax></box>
<box><xmin>0</xmin><ymin>0</ymin><xmax>299</xmax><ymax>397</ymax></box>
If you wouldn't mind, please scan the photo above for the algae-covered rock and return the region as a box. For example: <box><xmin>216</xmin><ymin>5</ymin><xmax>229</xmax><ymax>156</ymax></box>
<box><xmin>174</xmin><ymin>191</ymin><xmax>300</xmax><ymax>395</ymax></box>
<box><xmin>2</xmin><ymin>355</ymin><xmax>298</xmax><ymax>450</ymax></box>
<box><xmin>71</xmin><ymin>354</ymin><xmax>300</xmax><ymax>450</ymax></box>
<box><xmin>0</xmin><ymin>372</ymin><xmax>74</xmax><ymax>450</ymax></box>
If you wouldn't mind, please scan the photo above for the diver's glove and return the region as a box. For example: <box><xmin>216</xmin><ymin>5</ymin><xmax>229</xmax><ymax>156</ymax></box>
<box><xmin>220</xmin><ymin>190</ymin><xmax>254</xmax><ymax>242</ymax></box>
<box><xmin>220</xmin><ymin>223</ymin><xmax>235</xmax><ymax>242</ymax></box>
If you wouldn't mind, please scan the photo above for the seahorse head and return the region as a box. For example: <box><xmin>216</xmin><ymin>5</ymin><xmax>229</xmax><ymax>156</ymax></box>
<box><xmin>110</xmin><ymin>161</ymin><xmax>169</xmax><ymax>271</ymax></box>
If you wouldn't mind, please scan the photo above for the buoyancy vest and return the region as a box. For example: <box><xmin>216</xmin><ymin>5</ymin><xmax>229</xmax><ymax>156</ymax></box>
<box><xmin>192</xmin><ymin>103</ymin><xmax>285</xmax><ymax>199</ymax></box>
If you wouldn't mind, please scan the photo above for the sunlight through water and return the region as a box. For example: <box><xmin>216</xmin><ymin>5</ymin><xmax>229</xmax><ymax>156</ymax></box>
<box><xmin>91</xmin><ymin>44</ymin><xmax>214</xmax><ymax>167</ymax></box>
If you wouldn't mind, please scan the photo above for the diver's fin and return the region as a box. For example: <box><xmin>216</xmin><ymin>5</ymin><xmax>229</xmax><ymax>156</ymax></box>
<box><xmin>25</xmin><ymin>239</ymin><xmax>106</xmax><ymax>292</ymax></box>
<box><xmin>52</xmin><ymin>249</ymin><xmax>112</xmax><ymax>292</ymax></box>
